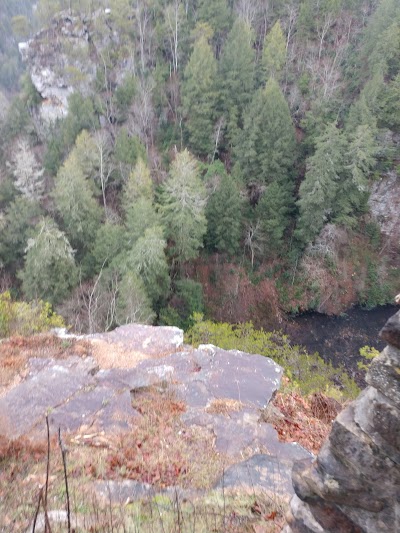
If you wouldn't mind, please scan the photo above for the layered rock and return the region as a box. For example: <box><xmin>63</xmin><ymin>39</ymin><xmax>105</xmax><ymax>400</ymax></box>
<box><xmin>19</xmin><ymin>13</ymin><xmax>97</xmax><ymax>122</ymax></box>
<box><xmin>0</xmin><ymin>324</ymin><xmax>310</xmax><ymax>503</ymax></box>
<box><xmin>284</xmin><ymin>311</ymin><xmax>400</xmax><ymax>532</ymax></box>
<box><xmin>369</xmin><ymin>169</ymin><xmax>400</xmax><ymax>266</ymax></box>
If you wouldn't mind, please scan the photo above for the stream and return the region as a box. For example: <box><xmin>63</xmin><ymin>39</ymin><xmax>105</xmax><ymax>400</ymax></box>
<box><xmin>284</xmin><ymin>304</ymin><xmax>398</xmax><ymax>383</ymax></box>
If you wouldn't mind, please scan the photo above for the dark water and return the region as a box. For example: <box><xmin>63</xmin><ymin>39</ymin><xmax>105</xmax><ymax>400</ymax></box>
<box><xmin>285</xmin><ymin>305</ymin><xmax>398</xmax><ymax>381</ymax></box>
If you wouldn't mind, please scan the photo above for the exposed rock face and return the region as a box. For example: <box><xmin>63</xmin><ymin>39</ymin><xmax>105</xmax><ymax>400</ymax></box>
<box><xmin>0</xmin><ymin>324</ymin><xmax>310</xmax><ymax>502</ymax></box>
<box><xmin>284</xmin><ymin>311</ymin><xmax>400</xmax><ymax>533</ymax></box>
<box><xmin>369</xmin><ymin>169</ymin><xmax>400</xmax><ymax>264</ymax></box>
<box><xmin>19</xmin><ymin>13</ymin><xmax>97</xmax><ymax>122</ymax></box>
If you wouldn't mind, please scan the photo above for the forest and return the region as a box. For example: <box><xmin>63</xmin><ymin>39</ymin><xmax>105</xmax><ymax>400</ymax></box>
<box><xmin>0</xmin><ymin>0</ymin><xmax>399</xmax><ymax>334</ymax></box>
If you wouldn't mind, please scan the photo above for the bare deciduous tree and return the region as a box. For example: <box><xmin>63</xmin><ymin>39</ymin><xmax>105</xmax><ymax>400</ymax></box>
<box><xmin>7</xmin><ymin>137</ymin><xmax>45</xmax><ymax>200</ymax></box>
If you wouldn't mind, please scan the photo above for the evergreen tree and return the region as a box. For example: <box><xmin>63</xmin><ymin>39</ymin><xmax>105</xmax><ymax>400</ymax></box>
<box><xmin>125</xmin><ymin>226</ymin><xmax>170</xmax><ymax>304</ymax></box>
<box><xmin>219</xmin><ymin>19</ymin><xmax>255</xmax><ymax>145</ymax></box>
<box><xmin>0</xmin><ymin>197</ymin><xmax>42</xmax><ymax>269</ymax></box>
<box><xmin>182</xmin><ymin>34</ymin><xmax>218</xmax><ymax>156</ymax></box>
<box><xmin>260</xmin><ymin>20</ymin><xmax>286</xmax><ymax>84</ymax></box>
<box><xmin>380</xmin><ymin>73</ymin><xmax>400</xmax><ymax>131</ymax></box>
<box><xmin>206</xmin><ymin>173</ymin><xmax>242</xmax><ymax>255</ymax></box>
<box><xmin>236</xmin><ymin>78</ymin><xmax>296</xmax><ymax>187</ymax></box>
<box><xmin>116</xmin><ymin>271</ymin><xmax>155</xmax><ymax>325</ymax></box>
<box><xmin>19</xmin><ymin>218</ymin><xmax>78</xmax><ymax>305</ymax></box>
<box><xmin>197</xmin><ymin>0</ymin><xmax>231</xmax><ymax>54</ymax></box>
<box><xmin>125</xmin><ymin>197</ymin><xmax>160</xmax><ymax>249</ymax></box>
<box><xmin>257</xmin><ymin>181</ymin><xmax>293</xmax><ymax>254</ymax></box>
<box><xmin>160</xmin><ymin>149</ymin><xmax>207</xmax><ymax>262</ymax></box>
<box><xmin>123</xmin><ymin>157</ymin><xmax>153</xmax><ymax>208</ymax></box>
<box><xmin>52</xmin><ymin>148</ymin><xmax>102</xmax><ymax>259</ymax></box>
<box><xmin>296</xmin><ymin>122</ymin><xmax>346</xmax><ymax>243</ymax></box>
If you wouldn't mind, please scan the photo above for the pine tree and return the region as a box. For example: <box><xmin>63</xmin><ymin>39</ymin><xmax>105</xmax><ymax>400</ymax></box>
<box><xmin>125</xmin><ymin>226</ymin><xmax>170</xmax><ymax>304</ymax></box>
<box><xmin>380</xmin><ymin>73</ymin><xmax>400</xmax><ymax>131</ymax></box>
<box><xmin>236</xmin><ymin>78</ymin><xmax>296</xmax><ymax>187</ymax></box>
<box><xmin>182</xmin><ymin>35</ymin><xmax>218</xmax><ymax>156</ymax></box>
<box><xmin>19</xmin><ymin>217</ymin><xmax>78</xmax><ymax>305</ymax></box>
<box><xmin>260</xmin><ymin>20</ymin><xmax>286</xmax><ymax>83</ymax></box>
<box><xmin>219</xmin><ymin>19</ymin><xmax>255</xmax><ymax>145</ymax></box>
<box><xmin>123</xmin><ymin>157</ymin><xmax>153</xmax><ymax>208</ymax></box>
<box><xmin>116</xmin><ymin>271</ymin><xmax>155</xmax><ymax>325</ymax></box>
<box><xmin>160</xmin><ymin>150</ymin><xmax>207</xmax><ymax>263</ymax></box>
<box><xmin>206</xmin><ymin>173</ymin><xmax>242</xmax><ymax>255</ymax></box>
<box><xmin>53</xmin><ymin>149</ymin><xmax>102</xmax><ymax>259</ymax></box>
<box><xmin>197</xmin><ymin>0</ymin><xmax>231</xmax><ymax>54</ymax></box>
<box><xmin>296</xmin><ymin>123</ymin><xmax>347</xmax><ymax>244</ymax></box>
<box><xmin>257</xmin><ymin>181</ymin><xmax>293</xmax><ymax>254</ymax></box>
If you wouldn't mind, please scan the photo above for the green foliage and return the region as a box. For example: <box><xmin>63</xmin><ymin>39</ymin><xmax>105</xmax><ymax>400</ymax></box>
<box><xmin>182</xmin><ymin>35</ymin><xmax>218</xmax><ymax>156</ymax></box>
<box><xmin>379</xmin><ymin>73</ymin><xmax>400</xmax><ymax>131</ymax></box>
<box><xmin>160</xmin><ymin>150</ymin><xmax>207</xmax><ymax>263</ymax></box>
<box><xmin>219</xmin><ymin>19</ymin><xmax>255</xmax><ymax>144</ymax></box>
<box><xmin>260</xmin><ymin>21</ymin><xmax>286</xmax><ymax>83</ymax></box>
<box><xmin>359</xmin><ymin>258</ymin><xmax>391</xmax><ymax>309</ymax></box>
<box><xmin>114</xmin><ymin>75</ymin><xmax>137</xmax><ymax>120</ymax></box>
<box><xmin>257</xmin><ymin>181</ymin><xmax>293</xmax><ymax>255</ymax></box>
<box><xmin>124</xmin><ymin>197</ymin><xmax>160</xmax><ymax>248</ymax></box>
<box><xmin>186</xmin><ymin>315</ymin><xmax>359</xmax><ymax>399</ymax></box>
<box><xmin>123</xmin><ymin>157</ymin><xmax>153</xmax><ymax>207</ymax></box>
<box><xmin>124</xmin><ymin>226</ymin><xmax>170</xmax><ymax>305</ymax></box>
<box><xmin>115</xmin><ymin>128</ymin><xmax>146</xmax><ymax>167</ymax></box>
<box><xmin>160</xmin><ymin>279</ymin><xmax>204</xmax><ymax>330</ymax></box>
<box><xmin>86</xmin><ymin>221</ymin><xmax>126</xmax><ymax>275</ymax></box>
<box><xmin>206</xmin><ymin>172</ymin><xmax>242</xmax><ymax>255</ymax></box>
<box><xmin>296</xmin><ymin>122</ymin><xmax>346</xmax><ymax>243</ymax></box>
<box><xmin>197</xmin><ymin>0</ymin><xmax>232</xmax><ymax>51</ymax></box>
<box><xmin>44</xmin><ymin>94</ymin><xmax>97</xmax><ymax>174</ymax></box>
<box><xmin>19</xmin><ymin>218</ymin><xmax>78</xmax><ymax>305</ymax></box>
<box><xmin>358</xmin><ymin>344</ymin><xmax>379</xmax><ymax>371</ymax></box>
<box><xmin>236</xmin><ymin>78</ymin><xmax>296</xmax><ymax>187</ymax></box>
<box><xmin>0</xmin><ymin>291</ymin><xmax>64</xmax><ymax>339</ymax></box>
<box><xmin>0</xmin><ymin>197</ymin><xmax>42</xmax><ymax>270</ymax></box>
<box><xmin>52</xmin><ymin>134</ymin><xmax>102</xmax><ymax>258</ymax></box>
<box><xmin>116</xmin><ymin>271</ymin><xmax>155</xmax><ymax>326</ymax></box>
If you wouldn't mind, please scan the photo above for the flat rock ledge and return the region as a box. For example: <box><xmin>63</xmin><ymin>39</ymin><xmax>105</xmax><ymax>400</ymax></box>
<box><xmin>283</xmin><ymin>310</ymin><xmax>400</xmax><ymax>533</ymax></box>
<box><xmin>0</xmin><ymin>324</ymin><xmax>310</xmax><ymax>502</ymax></box>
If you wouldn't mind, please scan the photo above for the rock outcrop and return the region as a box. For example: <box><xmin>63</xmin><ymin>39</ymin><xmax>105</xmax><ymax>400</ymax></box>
<box><xmin>19</xmin><ymin>13</ymin><xmax>97</xmax><ymax>122</ymax></box>
<box><xmin>369</xmin><ymin>169</ymin><xmax>400</xmax><ymax>265</ymax></box>
<box><xmin>0</xmin><ymin>324</ymin><xmax>310</xmax><ymax>503</ymax></box>
<box><xmin>284</xmin><ymin>310</ymin><xmax>400</xmax><ymax>533</ymax></box>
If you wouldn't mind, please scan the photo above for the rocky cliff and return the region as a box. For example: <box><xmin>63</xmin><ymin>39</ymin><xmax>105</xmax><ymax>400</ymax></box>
<box><xmin>284</xmin><ymin>310</ymin><xmax>400</xmax><ymax>532</ymax></box>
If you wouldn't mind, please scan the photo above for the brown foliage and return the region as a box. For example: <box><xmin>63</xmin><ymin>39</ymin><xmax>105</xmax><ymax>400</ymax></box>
<box><xmin>271</xmin><ymin>391</ymin><xmax>341</xmax><ymax>455</ymax></box>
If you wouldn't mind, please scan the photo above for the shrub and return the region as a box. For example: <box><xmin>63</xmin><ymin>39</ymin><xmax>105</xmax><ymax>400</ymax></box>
<box><xmin>0</xmin><ymin>291</ymin><xmax>64</xmax><ymax>338</ymax></box>
<box><xmin>186</xmin><ymin>314</ymin><xmax>360</xmax><ymax>400</ymax></box>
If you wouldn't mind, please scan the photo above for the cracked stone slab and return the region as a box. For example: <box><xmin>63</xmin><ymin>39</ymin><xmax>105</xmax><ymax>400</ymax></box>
<box><xmin>0</xmin><ymin>356</ymin><xmax>98</xmax><ymax>439</ymax></box>
<box><xmin>129</xmin><ymin>345</ymin><xmax>283</xmax><ymax>411</ymax></box>
<box><xmin>215</xmin><ymin>454</ymin><xmax>296</xmax><ymax>501</ymax></box>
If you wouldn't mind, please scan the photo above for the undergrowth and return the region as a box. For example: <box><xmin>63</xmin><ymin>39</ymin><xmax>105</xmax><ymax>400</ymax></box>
<box><xmin>186</xmin><ymin>313</ymin><xmax>360</xmax><ymax>400</ymax></box>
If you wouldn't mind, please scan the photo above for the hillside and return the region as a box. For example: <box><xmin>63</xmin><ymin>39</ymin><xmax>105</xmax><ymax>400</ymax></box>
<box><xmin>0</xmin><ymin>0</ymin><xmax>399</xmax><ymax>331</ymax></box>
<box><xmin>0</xmin><ymin>324</ymin><xmax>336</xmax><ymax>532</ymax></box>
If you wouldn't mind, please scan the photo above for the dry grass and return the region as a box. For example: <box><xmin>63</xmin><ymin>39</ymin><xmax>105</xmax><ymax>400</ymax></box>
<box><xmin>0</xmin><ymin>334</ymin><xmax>91</xmax><ymax>394</ymax></box>
<box><xmin>0</xmin><ymin>427</ymin><xmax>286</xmax><ymax>533</ymax></box>
<box><xmin>105</xmin><ymin>385</ymin><xmax>225</xmax><ymax>490</ymax></box>
<box><xmin>206</xmin><ymin>398</ymin><xmax>245</xmax><ymax>416</ymax></box>
<box><xmin>269</xmin><ymin>391</ymin><xmax>342</xmax><ymax>455</ymax></box>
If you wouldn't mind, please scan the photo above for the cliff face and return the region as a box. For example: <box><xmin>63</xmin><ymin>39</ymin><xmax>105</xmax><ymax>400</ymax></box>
<box><xmin>19</xmin><ymin>13</ymin><xmax>95</xmax><ymax>122</ymax></box>
<box><xmin>284</xmin><ymin>310</ymin><xmax>400</xmax><ymax>533</ymax></box>
<box><xmin>369</xmin><ymin>169</ymin><xmax>400</xmax><ymax>266</ymax></box>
